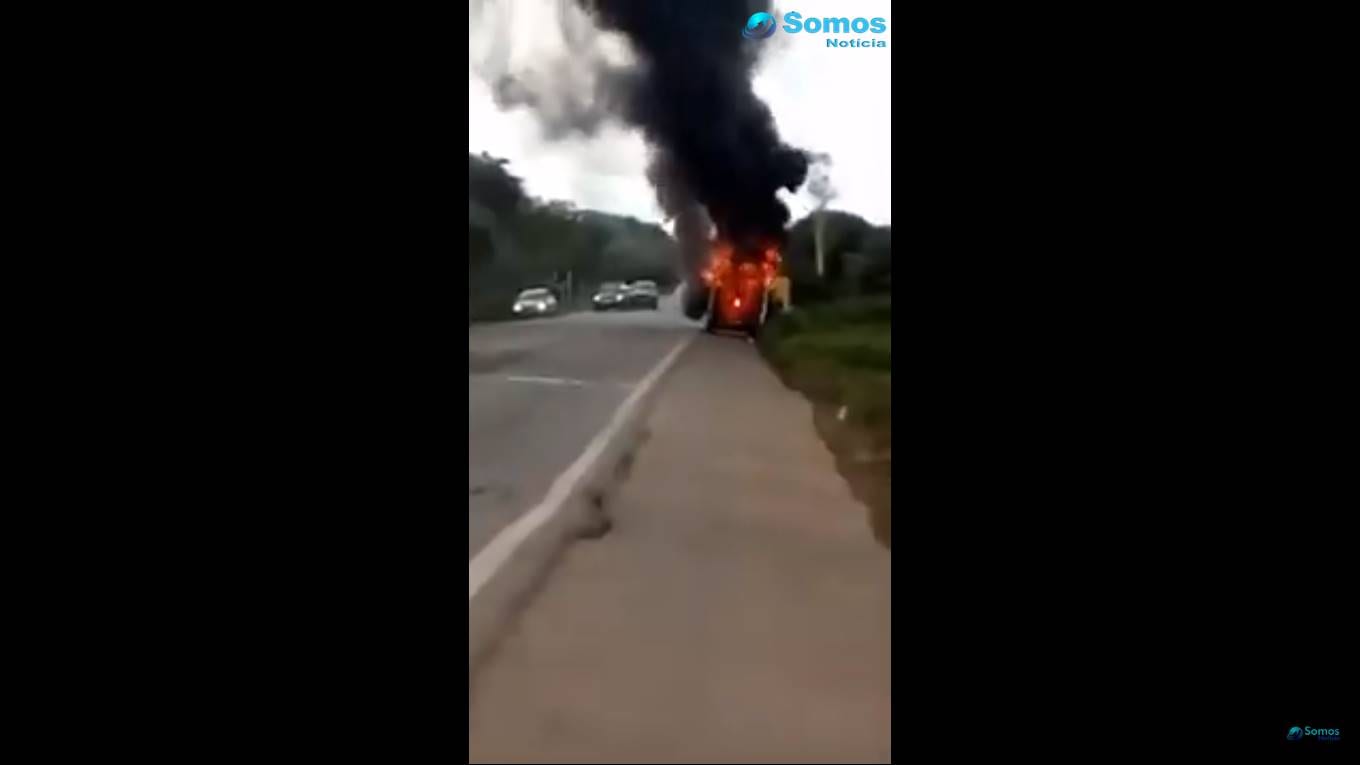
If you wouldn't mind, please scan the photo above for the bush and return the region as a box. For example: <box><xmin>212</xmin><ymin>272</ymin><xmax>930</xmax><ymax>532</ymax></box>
<box><xmin>776</xmin><ymin>330</ymin><xmax>891</xmax><ymax>372</ymax></box>
<box><xmin>760</xmin><ymin>296</ymin><xmax>892</xmax><ymax>431</ymax></box>
<box><xmin>764</xmin><ymin>296</ymin><xmax>891</xmax><ymax>341</ymax></box>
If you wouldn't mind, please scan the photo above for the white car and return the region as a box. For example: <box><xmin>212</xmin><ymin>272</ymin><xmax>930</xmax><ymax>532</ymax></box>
<box><xmin>511</xmin><ymin>288</ymin><xmax>558</xmax><ymax>317</ymax></box>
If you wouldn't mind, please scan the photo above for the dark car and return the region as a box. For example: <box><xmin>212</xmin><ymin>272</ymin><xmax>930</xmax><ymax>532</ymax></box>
<box><xmin>624</xmin><ymin>280</ymin><xmax>659</xmax><ymax>309</ymax></box>
<box><xmin>592</xmin><ymin>281</ymin><xmax>629</xmax><ymax>311</ymax></box>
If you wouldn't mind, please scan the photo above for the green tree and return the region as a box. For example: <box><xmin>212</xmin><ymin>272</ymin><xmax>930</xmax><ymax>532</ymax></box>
<box><xmin>468</xmin><ymin>152</ymin><xmax>526</xmax><ymax>217</ymax></box>
<box><xmin>784</xmin><ymin>210</ymin><xmax>890</xmax><ymax>301</ymax></box>
<box><xmin>468</xmin><ymin>151</ymin><xmax>684</xmax><ymax>319</ymax></box>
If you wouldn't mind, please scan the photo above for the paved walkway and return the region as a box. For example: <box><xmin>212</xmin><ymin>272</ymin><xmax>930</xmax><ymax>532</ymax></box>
<box><xmin>469</xmin><ymin>334</ymin><xmax>891</xmax><ymax>764</ymax></box>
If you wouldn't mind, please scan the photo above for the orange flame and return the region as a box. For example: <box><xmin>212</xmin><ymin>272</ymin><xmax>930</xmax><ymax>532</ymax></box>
<box><xmin>704</xmin><ymin>239</ymin><xmax>780</xmax><ymax>289</ymax></box>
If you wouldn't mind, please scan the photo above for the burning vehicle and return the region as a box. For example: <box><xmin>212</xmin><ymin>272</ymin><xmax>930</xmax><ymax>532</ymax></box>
<box><xmin>697</xmin><ymin>240</ymin><xmax>781</xmax><ymax>335</ymax></box>
<box><xmin>476</xmin><ymin>0</ymin><xmax>811</xmax><ymax>337</ymax></box>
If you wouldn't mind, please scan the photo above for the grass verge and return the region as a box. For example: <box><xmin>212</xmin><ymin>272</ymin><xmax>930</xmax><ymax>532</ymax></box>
<box><xmin>758</xmin><ymin>296</ymin><xmax>891</xmax><ymax>548</ymax></box>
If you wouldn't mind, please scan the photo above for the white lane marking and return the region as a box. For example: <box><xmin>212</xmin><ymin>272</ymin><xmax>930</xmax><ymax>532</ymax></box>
<box><xmin>505</xmin><ymin>375</ymin><xmax>589</xmax><ymax>387</ymax></box>
<box><xmin>469</xmin><ymin>334</ymin><xmax>695</xmax><ymax>601</ymax></box>
<box><xmin>470</xmin><ymin>374</ymin><xmax>634</xmax><ymax>390</ymax></box>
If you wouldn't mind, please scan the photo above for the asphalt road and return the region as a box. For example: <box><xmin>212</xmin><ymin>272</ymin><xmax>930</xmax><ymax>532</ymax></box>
<box><xmin>468</xmin><ymin>290</ymin><xmax>699</xmax><ymax>559</ymax></box>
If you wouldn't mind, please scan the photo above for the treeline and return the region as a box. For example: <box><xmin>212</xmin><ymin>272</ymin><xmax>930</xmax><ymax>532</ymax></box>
<box><xmin>780</xmin><ymin>209</ymin><xmax>892</xmax><ymax>305</ymax></box>
<box><xmin>469</xmin><ymin>152</ymin><xmax>681</xmax><ymax>319</ymax></box>
<box><xmin>469</xmin><ymin>151</ymin><xmax>891</xmax><ymax>317</ymax></box>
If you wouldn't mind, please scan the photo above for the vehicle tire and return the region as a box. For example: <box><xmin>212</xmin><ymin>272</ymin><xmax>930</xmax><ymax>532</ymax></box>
<box><xmin>683</xmin><ymin>284</ymin><xmax>709</xmax><ymax>321</ymax></box>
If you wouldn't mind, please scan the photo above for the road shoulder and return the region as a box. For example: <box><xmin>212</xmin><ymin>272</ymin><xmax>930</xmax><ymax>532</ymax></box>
<box><xmin>469</xmin><ymin>334</ymin><xmax>891</xmax><ymax>764</ymax></box>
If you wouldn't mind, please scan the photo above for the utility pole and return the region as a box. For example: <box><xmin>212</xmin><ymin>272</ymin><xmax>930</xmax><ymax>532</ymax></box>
<box><xmin>814</xmin><ymin>212</ymin><xmax>827</xmax><ymax>278</ymax></box>
<box><xmin>807</xmin><ymin>154</ymin><xmax>837</xmax><ymax>279</ymax></box>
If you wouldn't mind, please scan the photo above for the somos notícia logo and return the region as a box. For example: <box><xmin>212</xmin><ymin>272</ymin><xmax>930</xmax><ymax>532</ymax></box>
<box><xmin>742</xmin><ymin>12</ymin><xmax>777</xmax><ymax>39</ymax></box>
<box><xmin>743</xmin><ymin>11</ymin><xmax>888</xmax><ymax>48</ymax></box>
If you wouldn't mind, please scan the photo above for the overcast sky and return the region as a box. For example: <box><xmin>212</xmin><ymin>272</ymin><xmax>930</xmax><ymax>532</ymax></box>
<box><xmin>468</xmin><ymin>1</ymin><xmax>892</xmax><ymax>227</ymax></box>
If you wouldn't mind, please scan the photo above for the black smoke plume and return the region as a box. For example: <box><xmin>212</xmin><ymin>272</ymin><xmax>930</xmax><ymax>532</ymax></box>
<box><xmin>472</xmin><ymin>0</ymin><xmax>809</xmax><ymax>292</ymax></box>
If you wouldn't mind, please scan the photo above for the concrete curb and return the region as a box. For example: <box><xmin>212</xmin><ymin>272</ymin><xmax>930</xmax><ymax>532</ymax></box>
<box><xmin>468</xmin><ymin>335</ymin><xmax>694</xmax><ymax>678</ymax></box>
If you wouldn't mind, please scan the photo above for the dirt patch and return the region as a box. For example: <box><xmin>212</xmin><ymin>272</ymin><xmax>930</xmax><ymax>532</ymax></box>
<box><xmin>810</xmin><ymin>402</ymin><xmax>891</xmax><ymax>549</ymax></box>
<box><xmin>575</xmin><ymin>492</ymin><xmax>614</xmax><ymax>540</ymax></box>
